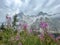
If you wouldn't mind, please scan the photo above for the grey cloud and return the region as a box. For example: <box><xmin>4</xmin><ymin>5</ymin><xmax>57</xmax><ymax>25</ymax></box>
<box><xmin>0</xmin><ymin>0</ymin><xmax>60</xmax><ymax>23</ymax></box>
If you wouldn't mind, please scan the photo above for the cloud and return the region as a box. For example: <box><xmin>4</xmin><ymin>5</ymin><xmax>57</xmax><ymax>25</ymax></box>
<box><xmin>51</xmin><ymin>5</ymin><xmax>60</xmax><ymax>13</ymax></box>
<box><xmin>0</xmin><ymin>0</ymin><xmax>60</xmax><ymax>23</ymax></box>
<box><xmin>45</xmin><ymin>0</ymin><xmax>55</xmax><ymax>7</ymax></box>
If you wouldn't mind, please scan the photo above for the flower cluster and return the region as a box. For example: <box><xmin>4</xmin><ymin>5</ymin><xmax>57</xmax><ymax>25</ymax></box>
<box><xmin>40</xmin><ymin>21</ymin><xmax>48</xmax><ymax>28</ymax></box>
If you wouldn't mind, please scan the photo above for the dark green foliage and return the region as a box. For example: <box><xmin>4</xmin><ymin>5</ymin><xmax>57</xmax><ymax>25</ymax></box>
<box><xmin>12</xmin><ymin>15</ymin><xmax>17</xmax><ymax>27</ymax></box>
<box><xmin>0</xmin><ymin>36</ymin><xmax>2</xmax><ymax>40</ymax></box>
<box><xmin>0</xmin><ymin>23</ymin><xmax>5</xmax><ymax>30</ymax></box>
<box><xmin>0</xmin><ymin>23</ymin><xmax>6</xmax><ymax>32</ymax></box>
<box><xmin>0</xmin><ymin>28</ymin><xmax>59</xmax><ymax>45</ymax></box>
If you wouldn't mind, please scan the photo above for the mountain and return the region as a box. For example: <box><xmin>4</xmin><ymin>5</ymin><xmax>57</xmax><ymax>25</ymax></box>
<box><xmin>30</xmin><ymin>15</ymin><xmax>60</xmax><ymax>33</ymax></box>
<box><xmin>14</xmin><ymin>11</ymin><xmax>60</xmax><ymax>33</ymax></box>
<box><xmin>16</xmin><ymin>12</ymin><xmax>37</xmax><ymax>25</ymax></box>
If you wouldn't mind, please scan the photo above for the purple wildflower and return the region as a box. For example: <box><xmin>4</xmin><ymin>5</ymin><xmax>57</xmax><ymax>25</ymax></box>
<box><xmin>49</xmin><ymin>33</ymin><xmax>55</xmax><ymax>40</ymax></box>
<box><xmin>30</xmin><ymin>29</ymin><xmax>32</xmax><ymax>33</ymax></box>
<box><xmin>56</xmin><ymin>36</ymin><xmax>60</xmax><ymax>42</ymax></box>
<box><xmin>40</xmin><ymin>22</ymin><xmax>48</xmax><ymax>28</ymax></box>
<box><xmin>6</xmin><ymin>15</ymin><xmax>11</xmax><ymax>20</ymax></box>
<box><xmin>15</xmin><ymin>35</ymin><xmax>20</xmax><ymax>41</ymax></box>
<box><xmin>18</xmin><ymin>43</ymin><xmax>22</xmax><ymax>45</ymax></box>
<box><xmin>39</xmin><ymin>33</ymin><xmax>44</xmax><ymax>41</ymax></box>
<box><xmin>23</xmin><ymin>24</ymin><xmax>28</xmax><ymax>30</ymax></box>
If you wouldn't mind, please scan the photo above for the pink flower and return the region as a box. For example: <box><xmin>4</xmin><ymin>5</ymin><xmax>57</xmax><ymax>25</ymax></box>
<box><xmin>39</xmin><ymin>33</ymin><xmax>44</xmax><ymax>41</ymax></box>
<box><xmin>23</xmin><ymin>24</ymin><xmax>28</xmax><ymax>30</ymax></box>
<box><xmin>15</xmin><ymin>35</ymin><xmax>20</xmax><ymax>41</ymax></box>
<box><xmin>6</xmin><ymin>15</ymin><xmax>11</xmax><ymax>19</ymax></box>
<box><xmin>49</xmin><ymin>33</ymin><xmax>55</xmax><ymax>40</ymax></box>
<box><xmin>30</xmin><ymin>29</ymin><xmax>32</xmax><ymax>33</ymax></box>
<box><xmin>40</xmin><ymin>22</ymin><xmax>48</xmax><ymax>28</ymax></box>
<box><xmin>18</xmin><ymin>43</ymin><xmax>22</xmax><ymax>45</ymax></box>
<box><xmin>19</xmin><ymin>23</ymin><xmax>21</xmax><ymax>26</ymax></box>
<box><xmin>56</xmin><ymin>36</ymin><xmax>60</xmax><ymax>42</ymax></box>
<box><xmin>6</xmin><ymin>15</ymin><xmax>9</xmax><ymax>19</ymax></box>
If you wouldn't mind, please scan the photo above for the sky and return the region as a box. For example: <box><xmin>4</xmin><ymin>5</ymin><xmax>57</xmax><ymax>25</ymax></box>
<box><xmin>0</xmin><ymin>0</ymin><xmax>60</xmax><ymax>23</ymax></box>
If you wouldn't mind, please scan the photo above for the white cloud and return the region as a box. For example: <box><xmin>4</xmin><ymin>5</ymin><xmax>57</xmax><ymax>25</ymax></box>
<box><xmin>45</xmin><ymin>0</ymin><xmax>55</xmax><ymax>7</ymax></box>
<box><xmin>49</xmin><ymin>4</ymin><xmax>60</xmax><ymax>13</ymax></box>
<box><xmin>5</xmin><ymin>0</ymin><xmax>12</xmax><ymax>7</ymax></box>
<box><xmin>5</xmin><ymin>0</ymin><xmax>22</xmax><ymax>7</ymax></box>
<box><xmin>0</xmin><ymin>0</ymin><xmax>60</xmax><ymax>23</ymax></box>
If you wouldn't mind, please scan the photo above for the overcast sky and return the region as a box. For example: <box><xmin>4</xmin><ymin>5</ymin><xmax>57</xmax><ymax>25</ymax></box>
<box><xmin>0</xmin><ymin>0</ymin><xmax>60</xmax><ymax>23</ymax></box>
